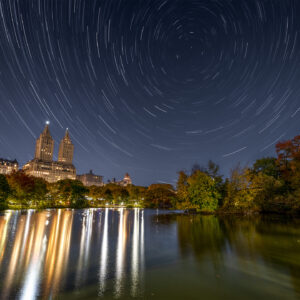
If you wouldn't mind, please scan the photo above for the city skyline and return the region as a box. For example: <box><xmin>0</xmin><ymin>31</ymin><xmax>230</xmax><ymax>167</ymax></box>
<box><xmin>0</xmin><ymin>0</ymin><xmax>300</xmax><ymax>185</ymax></box>
<box><xmin>2</xmin><ymin>122</ymin><xmax>131</xmax><ymax>185</ymax></box>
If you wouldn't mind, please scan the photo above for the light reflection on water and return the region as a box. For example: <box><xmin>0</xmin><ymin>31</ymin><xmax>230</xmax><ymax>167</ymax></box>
<box><xmin>99</xmin><ymin>208</ymin><xmax>108</xmax><ymax>296</ymax></box>
<box><xmin>0</xmin><ymin>209</ymin><xmax>299</xmax><ymax>299</ymax></box>
<box><xmin>0</xmin><ymin>208</ymin><xmax>145</xmax><ymax>299</ymax></box>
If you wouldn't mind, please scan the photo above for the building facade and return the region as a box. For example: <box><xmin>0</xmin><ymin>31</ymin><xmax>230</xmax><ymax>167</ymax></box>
<box><xmin>23</xmin><ymin>124</ymin><xmax>76</xmax><ymax>182</ymax></box>
<box><xmin>77</xmin><ymin>170</ymin><xmax>103</xmax><ymax>186</ymax></box>
<box><xmin>121</xmin><ymin>173</ymin><xmax>132</xmax><ymax>186</ymax></box>
<box><xmin>0</xmin><ymin>158</ymin><xmax>19</xmax><ymax>175</ymax></box>
<box><xmin>109</xmin><ymin>173</ymin><xmax>132</xmax><ymax>186</ymax></box>
<box><xmin>58</xmin><ymin>129</ymin><xmax>74</xmax><ymax>164</ymax></box>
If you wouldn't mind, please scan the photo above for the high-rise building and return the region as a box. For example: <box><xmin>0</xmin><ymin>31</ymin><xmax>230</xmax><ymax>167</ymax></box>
<box><xmin>34</xmin><ymin>123</ymin><xmax>54</xmax><ymax>161</ymax></box>
<box><xmin>23</xmin><ymin>123</ymin><xmax>76</xmax><ymax>182</ymax></box>
<box><xmin>58</xmin><ymin>129</ymin><xmax>74</xmax><ymax>164</ymax></box>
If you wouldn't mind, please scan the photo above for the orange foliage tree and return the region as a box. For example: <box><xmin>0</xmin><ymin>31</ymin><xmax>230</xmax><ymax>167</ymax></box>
<box><xmin>276</xmin><ymin>135</ymin><xmax>300</xmax><ymax>190</ymax></box>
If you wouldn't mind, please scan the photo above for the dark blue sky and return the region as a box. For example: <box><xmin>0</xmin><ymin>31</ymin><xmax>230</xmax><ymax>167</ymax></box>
<box><xmin>0</xmin><ymin>0</ymin><xmax>300</xmax><ymax>186</ymax></box>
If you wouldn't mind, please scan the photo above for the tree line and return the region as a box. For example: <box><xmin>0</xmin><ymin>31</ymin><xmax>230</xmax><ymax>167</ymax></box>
<box><xmin>0</xmin><ymin>134</ymin><xmax>300</xmax><ymax>214</ymax></box>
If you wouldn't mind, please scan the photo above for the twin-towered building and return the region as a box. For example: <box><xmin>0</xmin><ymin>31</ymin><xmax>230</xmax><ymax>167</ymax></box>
<box><xmin>21</xmin><ymin>123</ymin><xmax>132</xmax><ymax>186</ymax></box>
<box><xmin>23</xmin><ymin>124</ymin><xmax>76</xmax><ymax>182</ymax></box>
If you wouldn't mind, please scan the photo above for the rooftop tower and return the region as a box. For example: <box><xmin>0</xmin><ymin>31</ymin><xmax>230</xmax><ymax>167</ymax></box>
<box><xmin>58</xmin><ymin>128</ymin><xmax>74</xmax><ymax>164</ymax></box>
<box><xmin>34</xmin><ymin>122</ymin><xmax>54</xmax><ymax>162</ymax></box>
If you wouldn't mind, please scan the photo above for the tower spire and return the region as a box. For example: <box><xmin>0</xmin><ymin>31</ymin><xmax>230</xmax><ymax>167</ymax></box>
<box><xmin>58</xmin><ymin>128</ymin><xmax>74</xmax><ymax>164</ymax></box>
<box><xmin>35</xmin><ymin>123</ymin><xmax>54</xmax><ymax>161</ymax></box>
<box><xmin>64</xmin><ymin>128</ymin><xmax>70</xmax><ymax>139</ymax></box>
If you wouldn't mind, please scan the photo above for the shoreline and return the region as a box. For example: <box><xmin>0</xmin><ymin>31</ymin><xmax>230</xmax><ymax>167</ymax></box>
<box><xmin>1</xmin><ymin>206</ymin><xmax>299</xmax><ymax>217</ymax></box>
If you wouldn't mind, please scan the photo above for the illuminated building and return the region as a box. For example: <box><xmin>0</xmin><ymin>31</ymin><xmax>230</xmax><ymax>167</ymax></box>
<box><xmin>108</xmin><ymin>173</ymin><xmax>132</xmax><ymax>186</ymax></box>
<box><xmin>0</xmin><ymin>158</ymin><xmax>18</xmax><ymax>174</ymax></box>
<box><xmin>121</xmin><ymin>173</ymin><xmax>132</xmax><ymax>186</ymax></box>
<box><xmin>77</xmin><ymin>170</ymin><xmax>103</xmax><ymax>186</ymax></box>
<box><xmin>23</xmin><ymin>123</ymin><xmax>76</xmax><ymax>182</ymax></box>
<box><xmin>58</xmin><ymin>129</ymin><xmax>74</xmax><ymax>164</ymax></box>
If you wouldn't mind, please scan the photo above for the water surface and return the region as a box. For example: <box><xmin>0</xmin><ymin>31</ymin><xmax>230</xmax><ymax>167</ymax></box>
<box><xmin>0</xmin><ymin>209</ymin><xmax>299</xmax><ymax>299</ymax></box>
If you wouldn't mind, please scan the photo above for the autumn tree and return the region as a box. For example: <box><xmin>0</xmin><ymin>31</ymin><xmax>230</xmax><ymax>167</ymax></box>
<box><xmin>176</xmin><ymin>171</ymin><xmax>189</xmax><ymax>208</ymax></box>
<box><xmin>222</xmin><ymin>165</ymin><xmax>258</xmax><ymax>213</ymax></box>
<box><xmin>145</xmin><ymin>184</ymin><xmax>176</xmax><ymax>208</ymax></box>
<box><xmin>6</xmin><ymin>171</ymin><xmax>36</xmax><ymax>207</ymax></box>
<box><xmin>276</xmin><ymin>135</ymin><xmax>300</xmax><ymax>190</ymax></box>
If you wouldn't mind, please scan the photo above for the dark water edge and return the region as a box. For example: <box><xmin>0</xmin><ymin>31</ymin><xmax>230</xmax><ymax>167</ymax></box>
<box><xmin>0</xmin><ymin>208</ymin><xmax>299</xmax><ymax>299</ymax></box>
<box><xmin>3</xmin><ymin>205</ymin><xmax>300</xmax><ymax>217</ymax></box>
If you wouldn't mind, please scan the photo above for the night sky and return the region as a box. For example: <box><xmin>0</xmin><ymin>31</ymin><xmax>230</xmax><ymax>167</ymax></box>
<box><xmin>0</xmin><ymin>0</ymin><xmax>300</xmax><ymax>186</ymax></box>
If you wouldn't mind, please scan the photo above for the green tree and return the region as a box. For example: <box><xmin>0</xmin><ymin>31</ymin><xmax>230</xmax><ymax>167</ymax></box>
<box><xmin>128</xmin><ymin>185</ymin><xmax>147</xmax><ymax>202</ymax></box>
<box><xmin>104</xmin><ymin>188</ymin><xmax>113</xmax><ymax>203</ymax></box>
<box><xmin>187</xmin><ymin>170</ymin><xmax>220</xmax><ymax>212</ymax></box>
<box><xmin>252</xmin><ymin>157</ymin><xmax>279</xmax><ymax>178</ymax></box>
<box><xmin>0</xmin><ymin>174</ymin><xmax>10</xmax><ymax>210</ymax></box>
<box><xmin>54</xmin><ymin>179</ymin><xmax>88</xmax><ymax>208</ymax></box>
<box><xmin>111</xmin><ymin>186</ymin><xmax>129</xmax><ymax>204</ymax></box>
<box><xmin>31</xmin><ymin>177</ymin><xmax>49</xmax><ymax>208</ymax></box>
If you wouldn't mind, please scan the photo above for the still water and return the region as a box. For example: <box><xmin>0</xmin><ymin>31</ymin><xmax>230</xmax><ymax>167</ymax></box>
<box><xmin>0</xmin><ymin>209</ymin><xmax>299</xmax><ymax>299</ymax></box>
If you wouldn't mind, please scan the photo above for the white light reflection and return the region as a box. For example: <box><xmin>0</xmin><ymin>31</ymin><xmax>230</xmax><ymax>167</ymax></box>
<box><xmin>20</xmin><ymin>236</ymin><xmax>47</xmax><ymax>300</ymax></box>
<box><xmin>131</xmin><ymin>209</ymin><xmax>145</xmax><ymax>297</ymax></box>
<box><xmin>76</xmin><ymin>209</ymin><xmax>94</xmax><ymax>287</ymax></box>
<box><xmin>115</xmin><ymin>208</ymin><xmax>126</xmax><ymax>298</ymax></box>
<box><xmin>99</xmin><ymin>208</ymin><xmax>109</xmax><ymax>296</ymax></box>
<box><xmin>18</xmin><ymin>210</ymin><xmax>32</xmax><ymax>265</ymax></box>
<box><xmin>20</xmin><ymin>213</ymin><xmax>48</xmax><ymax>300</ymax></box>
<box><xmin>131</xmin><ymin>208</ymin><xmax>140</xmax><ymax>296</ymax></box>
<box><xmin>0</xmin><ymin>211</ymin><xmax>12</xmax><ymax>268</ymax></box>
<box><xmin>140</xmin><ymin>209</ymin><xmax>145</xmax><ymax>291</ymax></box>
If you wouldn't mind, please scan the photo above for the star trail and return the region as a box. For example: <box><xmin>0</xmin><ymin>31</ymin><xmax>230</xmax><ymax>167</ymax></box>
<box><xmin>0</xmin><ymin>0</ymin><xmax>300</xmax><ymax>185</ymax></box>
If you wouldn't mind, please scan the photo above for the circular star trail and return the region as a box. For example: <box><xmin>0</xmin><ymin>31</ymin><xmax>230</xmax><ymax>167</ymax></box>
<box><xmin>0</xmin><ymin>0</ymin><xmax>300</xmax><ymax>185</ymax></box>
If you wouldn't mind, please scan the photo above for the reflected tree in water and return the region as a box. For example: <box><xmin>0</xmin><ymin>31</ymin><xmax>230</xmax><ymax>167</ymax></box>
<box><xmin>173</xmin><ymin>213</ymin><xmax>300</xmax><ymax>297</ymax></box>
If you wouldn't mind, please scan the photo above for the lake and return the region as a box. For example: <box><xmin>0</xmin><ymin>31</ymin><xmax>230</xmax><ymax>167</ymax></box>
<box><xmin>0</xmin><ymin>209</ymin><xmax>299</xmax><ymax>299</ymax></box>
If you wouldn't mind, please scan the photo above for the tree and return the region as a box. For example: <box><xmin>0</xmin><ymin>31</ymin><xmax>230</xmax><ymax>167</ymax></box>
<box><xmin>54</xmin><ymin>179</ymin><xmax>88</xmax><ymax>208</ymax></box>
<box><xmin>252</xmin><ymin>157</ymin><xmax>279</xmax><ymax>178</ymax></box>
<box><xmin>187</xmin><ymin>170</ymin><xmax>220</xmax><ymax>212</ymax></box>
<box><xmin>145</xmin><ymin>184</ymin><xmax>176</xmax><ymax>208</ymax></box>
<box><xmin>250</xmin><ymin>172</ymin><xmax>283</xmax><ymax>212</ymax></box>
<box><xmin>104</xmin><ymin>188</ymin><xmax>113</xmax><ymax>203</ymax></box>
<box><xmin>0</xmin><ymin>174</ymin><xmax>10</xmax><ymax>210</ymax></box>
<box><xmin>176</xmin><ymin>171</ymin><xmax>189</xmax><ymax>208</ymax></box>
<box><xmin>276</xmin><ymin>135</ymin><xmax>300</xmax><ymax>190</ymax></box>
<box><xmin>127</xmin><ymin>185</ymin><xmax>147</xmax><ymax>202</ymax></box>
<box><xmin>222</xmin><ymin>165</ymin><xmax>258</xmax><ymax>213</ymax></box>
<box><xmin>273</xmin><ymin>135</ymin><xmax>300</xmax><ymax>213</ymax></box>
<box><xmin>111</xmin><ymin>186</ymin><xmax>129</xmax><ymax>204</ymax></box>
<box><xmin>6</xmin><ymin>171</ymin><xmax>36</xmax><ymax>207</ymax></box>
<box><xmin>31</xmin><ymin>177</ymin><xmax>49</xmax><ymax>207</ymax></box>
